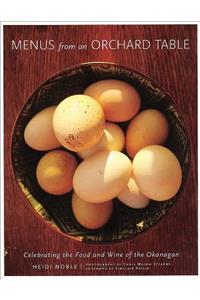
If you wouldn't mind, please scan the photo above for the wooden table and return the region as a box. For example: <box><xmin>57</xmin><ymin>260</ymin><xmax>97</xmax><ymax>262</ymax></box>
<box><xmin>4</xmin><ymin>24</ymin><xmax>197</xmax><ymax>275</ymax></box>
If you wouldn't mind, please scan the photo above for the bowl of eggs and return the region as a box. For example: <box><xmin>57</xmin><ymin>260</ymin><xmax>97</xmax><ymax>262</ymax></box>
<box><xmin>11</xmin><ymin>62</ymin><xmax>190</xmax><ymax>243</ymax></box>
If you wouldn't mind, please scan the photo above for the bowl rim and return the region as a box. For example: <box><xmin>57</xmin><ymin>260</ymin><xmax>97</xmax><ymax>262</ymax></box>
<box><xmin>10</xmin><ymin>61</ymin><xmax>192</xmax><ymax>245</ymax></box>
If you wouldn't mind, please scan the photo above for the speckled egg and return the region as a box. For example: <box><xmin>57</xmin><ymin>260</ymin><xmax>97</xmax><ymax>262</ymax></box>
<box><xmin>53</xmin><ymin>95</ymin><xmax>105</xmax><ymax>152</ymax></box>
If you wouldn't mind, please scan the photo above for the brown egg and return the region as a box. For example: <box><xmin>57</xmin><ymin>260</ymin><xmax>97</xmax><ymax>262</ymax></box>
<box><xmin>84</xmin><ymin>79</ymin><xmax>141</xmax><ymax>122</ymax></box>
<box><xmin>24</xmin><ymin>106</ymin><xmax>60</xmax><ymax>151</ymax></box>
<box><xmin>126</xmin><ymin>109</ymin><xmax>169</xmax><ymax>158</ymax></box>
<box><xmin>36</xmin><ymin>150</ymin><xmax>78</xmax><ymax>195</ymax></box>
<box><xmin>132</xmin><ymin>145</ymin><xmax>182</xmax><ymax>201</ymax></box>
<box><xmin>77</xmin><ymin>122</ymin><xmax>125</xmax><ymax>159</ymax></box>
<box><xmin>72</xmin><ymin>193</ymin><xmax>113</xmax><ymax>229</ymax></box>
<box><xmin>53</xmin><ymin>95</ymin><xmax>105</xmax><ymax>152</ymax></box>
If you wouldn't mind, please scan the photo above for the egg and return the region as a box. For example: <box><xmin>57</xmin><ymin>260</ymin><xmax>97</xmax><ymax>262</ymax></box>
<box><xmin>126</xmin><ymin>109</ymin><xmax>169</xmax><ymax>158</ymax></box>
<box><xmin>73</xmin><ymin>150</ymin><xmax>132</xmax><ymax>203</ymax></box>
<box><xmin>53</xmin><ymin>95</ymin><xmax>105</xmax><ymax>152</ymax></box>
<box><xmin>72</xmin><ymin>193</ymin><xmax>113</xmax><ymax>229</ymax></box>
<box><xmin>132</xmin><ymin>145</ymin><xmax>182</xmax><ymax>201</ymax></box>
<box><xmin>117</xmin><ymin>175</ymin><xmax>150</xmax><ymax>208</ymax></box>
<box><xmin>84</xmin><ymin>79</ymin><xmax>141</xmax><ymax>122</ymax></box>
<box><xmin>78</xmin><ymin>122</ymin><xmax>125</xmax><ymax>159</ymax></box>
<box><xmin>36</xmin><ymin>150</ymin><xmax>78</xmax><ymax>195</ymax></box>
<box><xmin>24</xmin><ymin>106</ymin><xmax>60</xmax><ymax>151</ymax></box>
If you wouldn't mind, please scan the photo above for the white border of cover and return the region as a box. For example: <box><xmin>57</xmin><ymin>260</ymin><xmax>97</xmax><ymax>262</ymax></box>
<box><xmin>0</xmin><ymin>21</ymin><xmax>199</xmax><ymax>300</ymax></box>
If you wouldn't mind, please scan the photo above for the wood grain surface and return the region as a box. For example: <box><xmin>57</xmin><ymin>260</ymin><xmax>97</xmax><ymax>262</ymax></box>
<box><xmin>4</xmin><ymin>25</ymin><xmax>197</xmax><ymax>275</ymax></box>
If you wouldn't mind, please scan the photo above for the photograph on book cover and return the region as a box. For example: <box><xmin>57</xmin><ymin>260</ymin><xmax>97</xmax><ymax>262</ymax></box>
<box><xmin>4</xmin><ymin>24</ymin><xmax>197</xmax><ymax>276</ymax></box>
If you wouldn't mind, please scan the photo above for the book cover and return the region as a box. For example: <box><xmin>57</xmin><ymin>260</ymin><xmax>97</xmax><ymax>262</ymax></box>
<box><xmin>4</xmin><ymin>24</ymin><xmax>197</xmax><ymax>275</ymax></box>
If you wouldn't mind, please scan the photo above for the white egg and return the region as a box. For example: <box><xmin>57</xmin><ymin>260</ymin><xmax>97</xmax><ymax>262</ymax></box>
<box><xmin>118</xmin><ymin>176</ymin><xmax>150</xmax><ymax>208</ymax></box>
<box><xmin>73</xmin><ymin>150</ymin><xmax>132</xmax><ymax>203</ymax></box>
<box><xmin>132</xmin><ymin>145</ymin><xmax>182</xmax><ymax>201</ymax></box>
